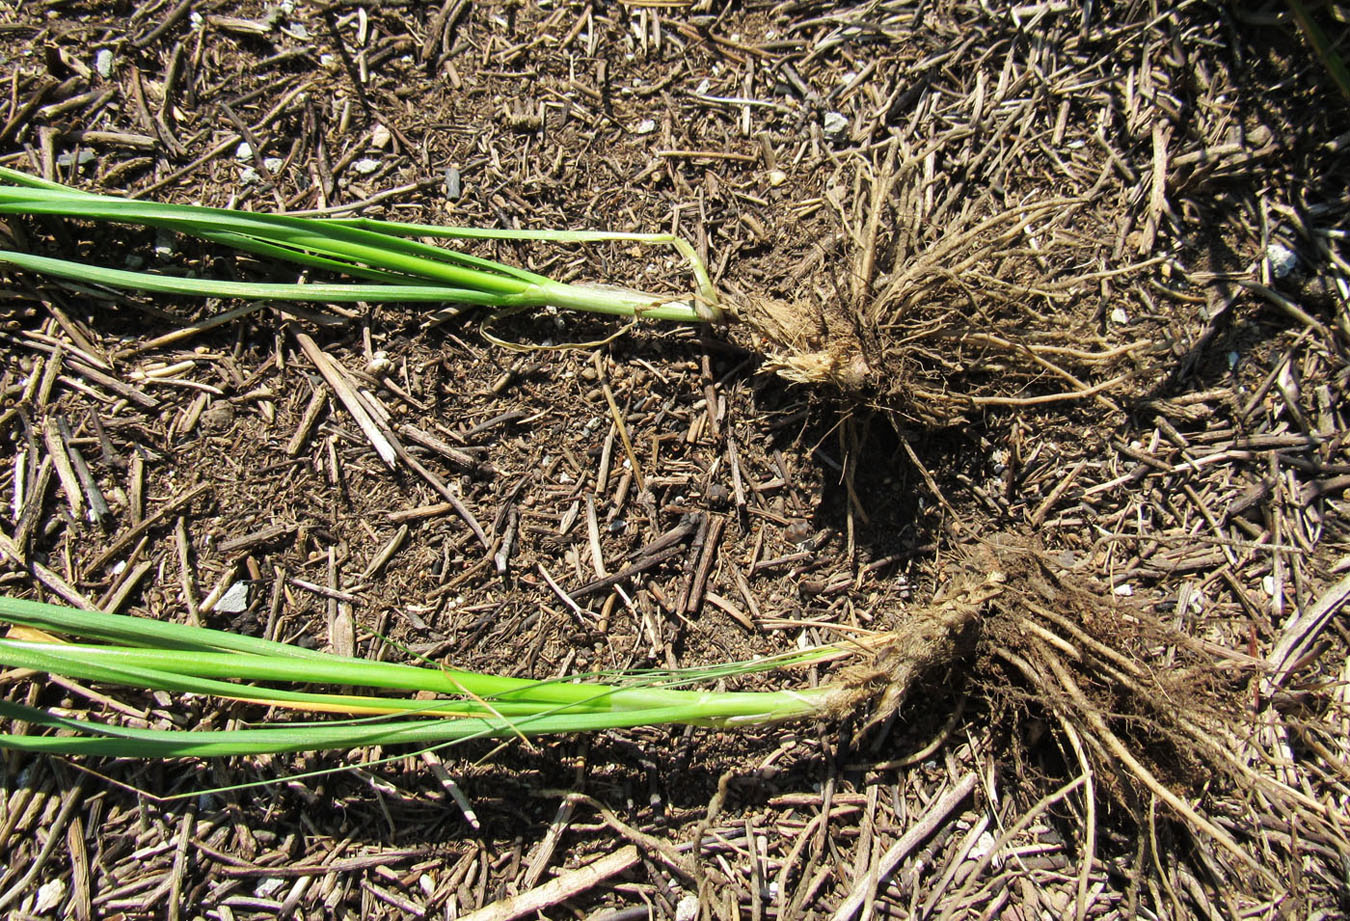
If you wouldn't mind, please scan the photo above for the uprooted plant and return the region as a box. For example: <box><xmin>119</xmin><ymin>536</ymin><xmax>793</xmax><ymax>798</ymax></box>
<box><xmin>3</xmin><ymin>542</ymin><xmax>1346</xmax><ymax>906</ymax></box>
<box><xmin>0</xmin><ymin>158</ymin><xmax>1150</xmax><ymax>426</ymax></box>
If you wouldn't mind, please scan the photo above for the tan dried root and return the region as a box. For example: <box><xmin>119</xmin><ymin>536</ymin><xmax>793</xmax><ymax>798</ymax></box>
<box><xmin>841</xmin><ymin>539</ymin><xmax>1349</xmax><ymax>904</ymax></box>
<box><xmin>971</xmin><ymin>541</ymin><xmax>1350</xmax><ymax>901</ymax></box>
<box><xmin>727</xmin><ymin>293</ymin><xmax>873</xmax><ymax>392</ymax></box>
<box><xmin>827</xmin><ymin>571</ymin><xmax>1003</xmax><ymax>722</ymax></box>
<box><xmin>727</xmin><ymin>153</ymin><xmax>1154</xmax><ymax>426</ymax></box>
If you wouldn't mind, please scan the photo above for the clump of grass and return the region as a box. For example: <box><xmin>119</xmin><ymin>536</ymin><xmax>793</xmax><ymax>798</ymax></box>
<box><xmin>0</xmin><ymin>166</ymin><xmax>1145</xmax><ymax>425</ymax></box>
<box><xmin>0</xmin><ymin>166</ymin><xmax>721</xmax><ymax>324</ymax></box>
<box><xmin>0</xmin><ymin>591</ymin><xmax>981</xmax><ymax>759</ymax></box>
<box><xmin>0</xmin><ymin>595</ymin><xmax>845</xmax><ymax>758</ymax></box>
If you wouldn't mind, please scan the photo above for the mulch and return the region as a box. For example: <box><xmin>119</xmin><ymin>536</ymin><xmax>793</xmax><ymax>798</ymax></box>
<box><xmin>1</xmin><ymin>1</ymin><xmax>1348</xmax><ymax>919</ymax></box>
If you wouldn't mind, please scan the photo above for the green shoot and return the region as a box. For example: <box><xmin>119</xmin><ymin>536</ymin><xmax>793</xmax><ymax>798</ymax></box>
<box><xmin>0</xmin><ymin>595</ymin><xmax>848</xmax><ymax>759</ymax></box>
<box><xmin>0</xmin><ymin>166</ymin><xmax>722</xmax><ymax>324</ymax></box>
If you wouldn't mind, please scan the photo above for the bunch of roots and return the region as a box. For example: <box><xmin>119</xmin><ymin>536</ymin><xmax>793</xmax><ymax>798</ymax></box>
<box><xmin>728</xmin><ymin>148</ymin><xmax>1153</xmax><ymax>427</ymax></box>
<box><xmin>849</xmin><ymin>538</ymin><xmax>1350</xmax><ymax>901</ymax></box>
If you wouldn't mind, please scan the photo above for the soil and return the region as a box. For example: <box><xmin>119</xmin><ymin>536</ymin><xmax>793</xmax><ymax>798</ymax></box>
<box><xmin>1</xmin><ymin>1</ymin><xmax>1348</xmax><ymax>919</ymax></box>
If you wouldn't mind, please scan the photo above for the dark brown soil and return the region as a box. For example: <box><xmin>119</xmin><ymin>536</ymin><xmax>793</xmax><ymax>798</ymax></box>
<box><xmin>1</xmin><ymin>2</ymin><xmax>1348</xmax><ymax>918</ymax></box>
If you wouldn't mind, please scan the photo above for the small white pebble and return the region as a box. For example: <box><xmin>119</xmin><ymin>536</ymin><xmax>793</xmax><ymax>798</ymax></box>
<box><xmin>255</xmin><ymin>878</ymin><xmax>286</xmax><ymax>898</ymax></box>
<box><xmin>56</xmin><ymin>150</ymin><xmax>96</xmax><ymax>168</ymax></box>
<box><xmin>1262</xmin><ymin>575</ymin><xmax>1277</xmax><ymax>596</ymax></box>
<box><xmin>235</xmin><ymin>141</ymin><xmax>253</xmax><ymax>160</ymax></box>
<box><xmin>263</xmin><ymin>156</ymin><xmax>284</xmax><ymax>172</ymax></box>
<box><xmin>94</xmin><ymin>49</ymin><xmax>113</xmax><ymax>78</ymax></box>
<box><xmin>238</xmin><ymin>166</ymin><xmax>260</xmax><ymax>184</ymax></box>
<box><xmin>34</xmin><ymin>878</ymin><xmax>66</xmax><ymax>913</ymax></box>
<box><xmin>1110</xmin><ymin>305</ymin><xmax>1129</xmax><ymax>324</ymax></box>
<box><xmin>1113</xmin><ymin>583</ymin><xmax>1134</xmax><ymax>597</ymax></box>
<box><xmin>370</xmin><ymin>123</ymin><xmax>392</xmax><ymax>149</ymax></box>
<box><xmin>635</xmin><ymin>118</ymin><xmax>656</xmax><ymax>135</ymax></box>
<box><xmin>1265</xmin><ymin>242</ymin><xmax>1297</xmax><ymax>279</ymax></box>
<box><xmin>767</xmin><ymin>169</ymin><xmax>787</xmax><ymax>187</ymax></box>
<box><xmin>969</xmin><ymin>829</ymin><xmax>998</xmax><ymax>862</ymax></box>
<box><xmin>154</xmin><ymin>229</ymin><xmax>177</xmax><ymax>256</ymax></box>
<box><xmin>366</xmin><ymin>350</ymin><xmax>393</xmax><ymax>375</ymax></box>
<box><xmin>676</xmin><ymin>894</ymin><xmax>700</xmax><ymax>921</ymax></box>
<box><xmin>822</xmin><ymin>111</ymin><xmax>849</xmax><ymax>137</ymax></box>
<box><xmin>217</xmin><ymin>581</ymin><xmax>251</xmax><ymax>614</ymax></box>
<box><xmin>352</xmin><ymin>157</ymin><xmax>380</xmax><ymax>175</ymax></box>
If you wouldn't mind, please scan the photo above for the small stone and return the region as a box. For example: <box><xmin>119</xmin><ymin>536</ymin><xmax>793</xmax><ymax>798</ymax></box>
<box><xmin>238</xmin><ymin>166</ymin><xmax>260</xmax><ymax>184</ymax></box>
<box><xmin>676</xmin><ymin>894</ymin><xmax>699</xmax><ymax>921</ymax></box>
<box><xmin>1110</xmin><ymin>305</ymin><xmax>1129</xmax><ymax>324</ymax></box>
<box><xmin>445</xmin><ymin>166</ymin><xmax>462</xmax><ymax>200</ymax></box>
<box><xmin>56</xmin><ymin>150</ymin><xmax>97</xmax><ymax>168</ymax></box>
<box><xmin>1265</xmin><ymin>242</ymin><xmax>1297</xmax><ymax>279</ymax></box>
<box><xmin>366</xmin><ymin>350</ymin><xmax>393</xmax><ymax>375</ymax></box>
<box><xmin>217</xmin><ymin>581</ymin><xmax>251</xmax><ymax>614</ymax></box>
<box><xmin>822</xmin><ymin>111</ymin><xmax>849</xmax><ymax>138</ymax></box>
<box><xmin>352</xmin><ymin>157</ymin><xmax>380</xmax><ymax>175</ymax></box>
<box><xmin>767</xmin><ymin>169</ymin><xmax>787</xmax><ymax>187</ymax></box>
<box><xmin>94</xmin><ymin>49</ymin><xmax>113</xmax><ymax>79</ymax></box>
<box><xmin>255</xmin><ymin>877</ymin><xmax>285</xmax><ymax>898</ymax></box>
<box><xmin>969</xmin><ymin>829</ymin><xmax>997</xmax><ymax>861</ymax></box>
<box><xmin>34</xmin><ymin>878</ymin><xmax>66</xmax><ymax>913</ymax></box>
<box><xmin>635</xmin><ymin>118</ymin><xmax>656</xmax><ymax>135</ymax></box>
<box><xmin>235</xmin><ymin>141</ymin><xmax>253</xmax><ymax>160</ymax></box>
<box><xmin>1113</xmin><ymin>582</ymin><xmax>1134</xmax><ymax>596</ymax></box>
<box><xmin>370</xmin><ymin>123</ymin><xmax>392</xmax><ymax>149</ymax></box>
<box><xmin>263</xmin><ymin>157</ymin><xmax>284</xmax><ymax>172</ymax></box>
<box><xmin>200</xmin><ymin>402</ymin><xmax>236</xmax><ymax>432</ymax></box>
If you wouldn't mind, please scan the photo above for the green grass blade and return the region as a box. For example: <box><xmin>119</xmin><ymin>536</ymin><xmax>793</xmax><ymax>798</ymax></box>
<box><xmin>0</xmin><ymin>597</ymin><xmax>841</xmax><ymax>713</ymax></box>
<box><xmin>0</xmin><ymin>690</ymin><xmax>824</xmax><ymax>757</ymax></box>
<box><xmin>0</xmin><ymin>250</ymin><xmax>525</xmax><ymax>306</ymax></box>
<box><xmin>0</xmin><ymin>168</ymin><xmax>718</xmax><ymax>322</ymax></box>
<box><xmin>0</xmin><ymin>190</ymin><xmax>539</xmax><ymax>294</ymax></box>
<box><xmin>1288</xmin><ymin>0</ymin><xmax>1350</xmax><ymax>99</ymax></box>
<box><xmin>0</xmin><ymin>596</ymin><xmax>841</xmax><ymax>758</ymax></box>
<box><xmin>329</xmin><ymin>217</ymin><xmax>721</xmax><ymax>309</ymax></box>
<box><xmin>0</xmin><ymin>595</ymin><xmax>330</xmax><ymax>656</ymax></box>
<box><xmin>0</xmin><ymin>640</ymin><xmax>571</xmax><ymax>718</ymax></box>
